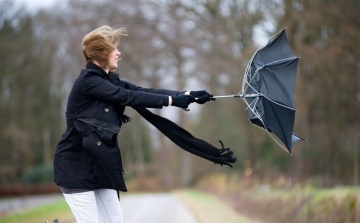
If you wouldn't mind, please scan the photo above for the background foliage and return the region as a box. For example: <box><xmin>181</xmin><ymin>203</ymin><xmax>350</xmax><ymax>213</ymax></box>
<box><xmin>0</xmin><ymin>0</ymin><xmax>359</xmax><ymax>188</ymax></box>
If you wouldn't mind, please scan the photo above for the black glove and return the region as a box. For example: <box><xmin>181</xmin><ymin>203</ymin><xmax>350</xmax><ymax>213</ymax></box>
<box><xmin>195</xmin><ymin>95</ymin><xmax>216</xmax><ymax>104</ymax></box>
<box><xmin>190</xmin><ymin>90</ymin><xmax>213</xmax><ymax>98</ymax></box>
<box><xmin>172</xmin><ymin>95</ymin><xmax>196</xmax><ymax>108</ymax></box>
<box><xmin>190</xmin><ymin>90</ymin><xmax>215</xmax><ymax>104</ymax></box>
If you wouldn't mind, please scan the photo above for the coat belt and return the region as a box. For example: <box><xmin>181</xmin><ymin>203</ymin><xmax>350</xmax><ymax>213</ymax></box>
<box><xmin>77</xmin><ymin>117</ymin><xmax>120</xmax><ymax>134</ymax></box>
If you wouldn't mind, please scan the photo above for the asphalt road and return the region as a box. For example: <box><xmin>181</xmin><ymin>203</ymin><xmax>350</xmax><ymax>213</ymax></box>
<box><xmin>0</xmin><ymin>192</ymin><xmax>261</xmax><ymax>223</ymax></box>
<box><xmin>121</xmin><ymin>193</ymin><xmax>198</xmax><ymax>223</ymax></box>
<box><xmin>0</xmin><ymin>193</ymin><xmax>197</xmax><ymax>223</ymax></box>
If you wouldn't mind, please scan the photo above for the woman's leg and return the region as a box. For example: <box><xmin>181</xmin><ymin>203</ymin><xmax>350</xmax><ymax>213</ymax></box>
<box><xmin>95</xmin><ymin>189</ymin><xmax>124</xmax><ymax>223</ymax></box>
<box><xmin>62</xmin><ymin>191</ymin><xmax>99</xmax><ymax>223</ymax></box>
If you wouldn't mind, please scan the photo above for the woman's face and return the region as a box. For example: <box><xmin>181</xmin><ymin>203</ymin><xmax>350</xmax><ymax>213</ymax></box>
<box><xmin>107</xmin><ymin>49</ymin><xmax>121</xmax><ymax>71</ymax></box>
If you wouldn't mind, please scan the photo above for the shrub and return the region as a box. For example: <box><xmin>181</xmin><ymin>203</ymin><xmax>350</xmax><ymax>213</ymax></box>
<box><xmin>20</xmin><ymin>164</ymin><xmax>54</xmax><ymax>183</ymax></box>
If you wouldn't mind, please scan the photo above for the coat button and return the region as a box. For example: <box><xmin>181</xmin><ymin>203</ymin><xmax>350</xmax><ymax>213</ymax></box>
<box><xmin>104</xmin><ymin>108</ymin><xmax>109</xmax><ymax>112</ymax></box>
<box><xmin>97</xmin><ymin>141</ymin><xmax>102</xmax><ymax>146</ymax></box>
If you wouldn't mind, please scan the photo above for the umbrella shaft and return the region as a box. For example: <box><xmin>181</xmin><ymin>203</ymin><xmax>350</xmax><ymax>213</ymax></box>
<box><xmin>212</xmin><ymin>94</ymin><xmax>260</xmax><ymax>99</ymax></box>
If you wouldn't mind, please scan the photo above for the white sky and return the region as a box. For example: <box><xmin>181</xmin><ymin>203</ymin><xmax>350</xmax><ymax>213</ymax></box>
<box><xmin>10</xmin><ymin>0</ymin><xmax>272</xmax><ymax>45</ymax></box>
<box><xmin>12</xmin><ymin>0</ymin><xmax>57</xmax><ymax>12</ymax></box>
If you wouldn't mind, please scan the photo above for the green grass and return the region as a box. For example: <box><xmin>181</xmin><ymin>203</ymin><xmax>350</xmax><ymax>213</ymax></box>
<box><xmin>175</xmin><ymin>189</ymin><xmax>262</xmax><ymax>223</ymax></box>
<box><xmin>0</xmin><ymin>198</ymin><xmax>74</xmax><ymax>223</ymax></box>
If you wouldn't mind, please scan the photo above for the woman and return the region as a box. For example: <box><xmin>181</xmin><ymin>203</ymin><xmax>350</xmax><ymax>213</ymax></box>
<box><xmin>53</xmin><ymin>26</ymin><xmax>213</xmax><ymax>223</ymax></box>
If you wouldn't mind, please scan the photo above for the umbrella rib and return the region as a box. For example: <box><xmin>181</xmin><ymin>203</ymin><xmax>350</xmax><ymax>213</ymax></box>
<box><xmin>243</xmin><ymin>81</ymin><xmax>295</xmax><ymax>152</ymax></box>
<box><xmin>243</xmin><ymin>97</ymin><xmax>263</xmax><ymax>123</ymax></box>
<box><xmin>243</xmin><ymin>97</ymin><xmax>290</xmax><ymax>153</ymax></box>
<box><xmin>241</xmin><ymin>28</ymin><xmax>287</xmax><ymax>95</ymax></box>
<box><xmin>246</xmin><ymin>72</ymin><xmax>258</xmax><ymax>90</ymax></box>
<box><xmin>261</xmin><ymin>95</ymin><xmax>296</xmax><ymax>111</ymax></box>
<box><xmin>254</xmin><ymin>57</ymin><xmax>299</xmax><ymax>74</ymax></box>
<box><xmin>241</xmin><ymin>49</ymin><xmax>258</xmax><ymax>94</ymax></box>
<box><xmin>244</xmin><ymin>96</ymin><xmax>259</xmax><ymax>111</ymax></box>
<box><xmin>244</xmin><ymin>80</ymin><xmax>262</xmax><ymax>96</ymax></box>
<box><xmin>244</xmin><ymin>79</ymin><xmax>295</xmax><ymax>111</ymax></box>
<box><xmin>239</xmin><ymin>28</ymin><xmax>301</xmax><ymax>153</ymax></box>
<box><xmin>243</xmin><ymin>57</ymin><xmax>297</xmax><ymax>95</ymax></box>
<box><xmin>266</xmin><ymin>101</ymin><xmax>293</xmax><ymax>153</ymax></box>
<box><xmin>265</xmin><ymin>66</ymin><xmax>296</xmax><ymax>109</ymax></box>
<box><xmin>266</xmin><ymin>130</ymin><xmax>291</xmax><ymax>153</ymax></box>
<box><xmin>247</xmin><ymin>57</ymin><xmax>298</xmax><ymax>111</ymax></box>
<box><xmin>264</xmin><ymin>28</ymin><xmax>286</xmax><ymax>47</ymax></box>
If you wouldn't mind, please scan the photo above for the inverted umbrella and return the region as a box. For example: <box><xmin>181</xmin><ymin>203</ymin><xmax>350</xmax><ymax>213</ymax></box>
<box><xmin>214</xmin><ymin>29</ymin><xmax>305</xmax><ymax>153</ymax></box>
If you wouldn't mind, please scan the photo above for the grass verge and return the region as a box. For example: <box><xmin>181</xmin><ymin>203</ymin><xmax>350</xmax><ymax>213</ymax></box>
<box><xmin>0</xmin><ymin>198</ymin><xmax>74</xmax><ymax>223</ymax></box>
<box><xmin>196</xmin><ymin>173</ymin><xmax>360</xmax><ymax>223</ymax></box>
<box><xmin>175</xmin><ymin>189</ymin><xmax>262</xmax><ymax>223</ymax></box>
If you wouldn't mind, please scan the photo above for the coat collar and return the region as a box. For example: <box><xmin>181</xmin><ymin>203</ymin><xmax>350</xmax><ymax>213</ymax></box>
<box><xmin>85</xmin><ymin>62</ymin><xmax>121</xmax><ymax>83</ymax></box>
<box><xmin>86</xmin><ymin>62</ymin><xmax>109</xmax><ymax>77</ymax></box>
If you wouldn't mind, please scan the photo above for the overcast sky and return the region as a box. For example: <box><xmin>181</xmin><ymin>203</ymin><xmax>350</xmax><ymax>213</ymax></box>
<box><xmin>12</xmin><ymin>0</ymin><xmax>57</xmax><ymax>11</ymax></box>
<box><xmin>9</xmin><ymin>0</ymin><xmax>271</xmax><ymax>46</ymax></box>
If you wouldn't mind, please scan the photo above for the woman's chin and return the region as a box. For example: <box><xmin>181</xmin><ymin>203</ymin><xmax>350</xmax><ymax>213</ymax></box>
<box><xmin>109</xmin><ymin>65</ymin><xmax>118</xmax><ymax>70</ymax></box>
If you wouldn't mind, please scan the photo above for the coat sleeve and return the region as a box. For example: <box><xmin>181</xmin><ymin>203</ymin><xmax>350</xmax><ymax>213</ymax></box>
<box><xmin>122</xmin><ymin>80</ymin><xmax>183</xmax><ymax>96</ymax></box>
<box><xmin>82</xmin><ymin>73</ymin><xmax>168</xmax><ymax>108</ymax></box>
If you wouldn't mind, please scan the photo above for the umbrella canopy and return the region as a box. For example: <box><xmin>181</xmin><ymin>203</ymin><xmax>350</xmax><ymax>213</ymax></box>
<box><xmin>241</xmin><ymin>29</ymin><xmax>304</xmax><ymax>153</ymax></box>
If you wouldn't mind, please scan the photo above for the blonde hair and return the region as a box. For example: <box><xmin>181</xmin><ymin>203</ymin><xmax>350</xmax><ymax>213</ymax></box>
<box><xmin>82</xmin><ymin>26</ymin><xmax>127</xmax><ymax>69</ymax></box>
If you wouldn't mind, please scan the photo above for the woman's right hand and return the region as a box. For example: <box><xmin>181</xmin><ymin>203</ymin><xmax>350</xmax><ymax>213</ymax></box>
<box><xmin>171</xmin><ymin>95</ymin><xmax>195</xmax><ymax>108</ymax></box>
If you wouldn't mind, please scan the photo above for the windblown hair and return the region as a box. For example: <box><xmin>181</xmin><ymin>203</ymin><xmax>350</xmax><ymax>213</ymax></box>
<box><xmin>82</xmin><ymin>26</ymin><xmax>127</xmax><ymax>69</ymax></box>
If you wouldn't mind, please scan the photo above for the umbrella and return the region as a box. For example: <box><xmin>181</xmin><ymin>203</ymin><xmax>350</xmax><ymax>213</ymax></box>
<box><xmin>214</xmin><ymin>29</ymin><xmax>305</xmax><ymax>153</ymax></box>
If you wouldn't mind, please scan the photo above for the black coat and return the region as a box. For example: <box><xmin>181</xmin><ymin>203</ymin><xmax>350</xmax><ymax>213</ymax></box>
<box><xmin>54</xmin><ymin>62</ymin><xmax>179</xmax><ymax>192</ymax></box>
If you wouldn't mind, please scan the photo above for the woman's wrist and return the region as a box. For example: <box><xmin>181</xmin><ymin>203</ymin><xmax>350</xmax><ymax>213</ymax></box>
<box><xmin>168</xmin><ymin>96</ymin><xmax>172</xmax><ymax>106</ymax></box>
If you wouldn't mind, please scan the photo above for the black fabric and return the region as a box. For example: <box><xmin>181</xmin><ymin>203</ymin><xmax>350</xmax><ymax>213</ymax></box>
<box><xmin>190</xmin><ymin>90</ymin><xmax>215</xmax><ymax>104</ymax></box>
<box><xmin>60</xmin><ymin>187</ymin><xmax>92</xmax><ymax>194</ymax></box>
<box><xmin>133</xmin><ymin>107</ymin><xmax>236</xmax><ymax>167</ymax></box>
<box><xmin>195</xmin><ymin>95</ymin><xmax>214</xmax><ymax>104</ymax></box>
<box><xmin>54</xmin><ymin>61</ymin><xmax>235</xmax><ymax>194</ymax></box>
<box><xmin>115</xmin><ymin>78</ymin><xmax>236</xmax><ymax>167</ymax></box>
<box><xmin>54</xmin><ymin>63</ymin><xmax>179</xmax><ymax>192</ymax></box>
<box><xmin>249</xmin><ymin>97</ymin><xmax>295</xmax><ymax>149</ymax></box>
<box><xmin>248</xmin><ymin>97</ymin><xmax>305</xmax><ymax>151</ymax></box>
<box><xmin>77</xmin><ymin>117</ymin><xmax>120</xmax><ymax>133</ymax></box>
<box><xmin>244</xmin><ymin>29</ymin><xmax>304</xmax><ymax>153</ymax></box>
<box><xmin>190</xmin><ymin>90</ymin><xmax>212</xmax><ymax>97</ymax></box>
<box><xmin>171</xmin><ymin>95</ymin><xmax>195</xmax><ymax>108</ymax></box>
